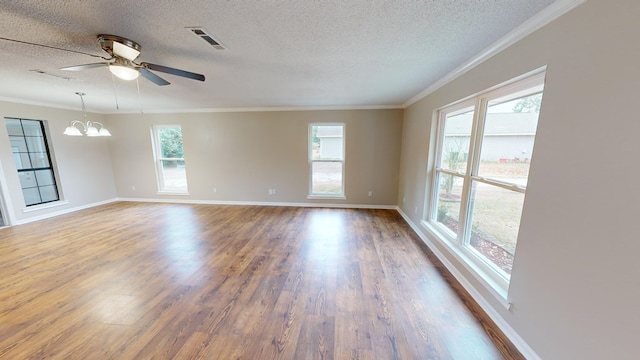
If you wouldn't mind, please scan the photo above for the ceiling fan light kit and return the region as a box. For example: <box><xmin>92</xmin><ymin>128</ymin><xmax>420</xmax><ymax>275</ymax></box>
<box><xmin>99</xmin><ymin>35</ymin><xmax>141</xmax><ymax>81</ymax></box>
<box><xmin>109</xmin><ymin>64</ymin><xmax>139</xmax><ymax>80</ymax></box>
<box><xmin>64</xmin><ymin>92</ymin><xmax>111</xmax><ymax>137</ymax></box>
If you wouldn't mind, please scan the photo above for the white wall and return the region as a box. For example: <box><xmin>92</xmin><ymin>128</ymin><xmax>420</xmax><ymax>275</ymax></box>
<box><xmin>106</xmin><ymin>109</ymin><xmax>402</xmax><ymax>206</ymax></box>
<box><xmin>0</xmin><ymin>101</ymin><xmax>117</xmax><ymax>223</ymax></box>
<box><xmin>0</xmin><ymin>102</ymin><xmax>401</xmax><ymax>222</ymax></box>
<box><xmin>398</xmin><ymin>1</ymin><xmax>640</xmax><ymax>359</ymax></box>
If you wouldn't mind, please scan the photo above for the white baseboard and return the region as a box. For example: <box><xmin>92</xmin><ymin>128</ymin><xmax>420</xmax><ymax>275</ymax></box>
<box><xmin>396</xmin><ymin>207</ymin><xmax>541</xmax><ymax>360</ymax></box>
<box><xmin>10</xmin><ymin>197</ymin><xmax>396</xmax><ymax>227</ymax></box>
<box><xmin>116</xmin><ymin>197</ymin><xmax>397</xmax><ymax>210</ymax></box>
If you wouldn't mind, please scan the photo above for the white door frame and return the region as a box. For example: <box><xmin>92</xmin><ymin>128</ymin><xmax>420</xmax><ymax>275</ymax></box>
<box><xmin>0</xmin><ymin>161</ymin><xmax>16</xmax><ymax>226</ymax></box>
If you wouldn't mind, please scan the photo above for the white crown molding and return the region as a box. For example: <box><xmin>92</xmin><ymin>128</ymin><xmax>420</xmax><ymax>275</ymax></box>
<box><xmin>403</xmin><ymin>0</ymin><xmax>587</xmax><ymax>108</ymax></box>
<box><xmin>105</xmin><ymin>104</ymin><xmax>404</xmax><ymax>115</ymax></box>
<box><xmin>0</xmin><ymin>95</ymin><xmax>403</xmax><ymax>115</ymax></box>
<box><xmin>0</xmin><ymin>96</ymin><xmax>82</xmax><ymax>112</ymax></box>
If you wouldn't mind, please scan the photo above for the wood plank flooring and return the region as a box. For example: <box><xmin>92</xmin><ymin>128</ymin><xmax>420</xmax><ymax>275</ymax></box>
<box><xmin>0</xmin><ymin>202</ymin><xmax>522</xmax><ymax>359</ymax></box>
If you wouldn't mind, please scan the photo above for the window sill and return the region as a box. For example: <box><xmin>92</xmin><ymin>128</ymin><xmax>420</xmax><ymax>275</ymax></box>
<box><xmin>23</xmin><ymin>200</ymin><xmax>69</xmax><ymax>213</ymax></box>
<box><xmin>157</xmin><ymin>191</ymin><xmax>190</xmax><ymax>196</ymax></box>
<box><xmin>307</xmin><ymin>194</ymin><xmax>346</xmax><ymax>200</ymax></box>
<box><xmin>420</xmin><ymin>219</ymin><xmax>512</xmax><ymax>310</ymax></box>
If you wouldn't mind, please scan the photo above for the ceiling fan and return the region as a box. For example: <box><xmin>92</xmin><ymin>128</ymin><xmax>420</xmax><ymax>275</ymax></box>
<box><xmin>0</xmin><ymin>34</ymin><xmax>205</xmax><ymax>86</ymax></box>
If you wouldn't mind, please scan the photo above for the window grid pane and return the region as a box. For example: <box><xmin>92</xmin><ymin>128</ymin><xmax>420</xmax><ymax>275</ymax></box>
<box><xmin>5</xmin><ymin>118</ymin><xmax>60</xmax><ymax>206</ymax></box>
<box><xmin>29</xmin><ymin>152</ymin><xmax>50</xmax><ymax>168</ymax></box>
<box><xmin>434</xmin><ymin>171</ymin><xmax>464</xmax><ymax>238</ymax></box>
<box><xmin>39</xmin><ymin>185</ymin><xmax>59</xmax><ymax>203</ymax></box>
<box><xmin>476</xmin><ymin>92</ymin><xmax>542</xmax><ymax>186</ymax></box>
<box><xmin>466</xmin><ymin>182</ymin><xmax>525</xmax><ymax>275</ymax></box>
<box><xmin>6</xmin><ymin>119</ymin><xmax>24</xmax><ymax>135</ymax></box>
<box><xmin>158</xmin><ymin>127</ymin><xmax>185</xmax><ymax>158</ymax></box>
<box><xmin>311</xmin><ymin>161</ymin><xmax>343</xmax><ymax>195</ymax></box>
<box><xmin>13</xmin><ymin>153</ymin><xmax>32</xmax><ymax>170</ymax></box>
<box><xmin>439</xmin><ymin>109</ymin><xmax>473</xmax><ymax>173</ymax></box>
<box><xmin>22</xmin><ymin>187</ymin><xmax>42</xmax><ymax>206</ymax></box>
<box><xmin>312</xmin><ymin>125</ymin><xmax>344</xmax><ymax>160</ymax></box>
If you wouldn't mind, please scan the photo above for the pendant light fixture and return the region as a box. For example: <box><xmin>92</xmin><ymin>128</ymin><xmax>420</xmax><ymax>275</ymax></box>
<box><xmin>63</xmin><ymin>92</ymin><xmax>111</xmax><ymax>137</ymax></box>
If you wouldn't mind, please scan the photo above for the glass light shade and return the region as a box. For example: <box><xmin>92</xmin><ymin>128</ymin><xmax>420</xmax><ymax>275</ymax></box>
<box><xmin>112</xmin><ymin>41</ymin><xmax>141</xmax><ymax>61</ymax></box>
<box><xmin>63</xmin><ymin>125</ymin><xmax>83</xmax><ymax>136</ymax></box>
<box><xmin>109</xmin><ymin>64</ymin><xmax>139</xmax><ymax>80</ymax></box>
<box><xmin>99</xmin><ymin>128</ymin><xmax>112</xmax><ymax>136</ymax></box>
<box><xmin>85</xmin><ymin>125</ymin><xmax>100</xmax><ymax>136</ymax></box>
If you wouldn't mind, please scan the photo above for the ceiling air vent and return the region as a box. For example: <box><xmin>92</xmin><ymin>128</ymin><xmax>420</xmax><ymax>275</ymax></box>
<box><xmin>186</xmin><ymin>27</ymin><xmax>225</xmax><ymax>50</ymax></box>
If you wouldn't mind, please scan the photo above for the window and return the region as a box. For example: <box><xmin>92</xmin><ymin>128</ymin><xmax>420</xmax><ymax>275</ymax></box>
<box><xmin>152</xmin><ymin>125</ymin><xmax>188</xmax><ymax>193</ymax></box>
<box><xmin>428</xmin><ymin>71</ymin><xmax>544</xmax><ymax>289</ymax></box>
<box><xmin>309</xmin><ymin>124</ymin><xmax>345</xmax><ymax>198</ymax></box>
<box><xmin>5</xmin><ymin>118</ymin><xmax>60</xmax><ymax>206</ymax></box>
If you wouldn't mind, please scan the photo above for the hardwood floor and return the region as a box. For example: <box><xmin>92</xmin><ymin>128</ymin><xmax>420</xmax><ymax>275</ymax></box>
<box><xmin>0</xmin><ymin>202</ymin><xmax>522</xmax><ymax>359</ymax></box>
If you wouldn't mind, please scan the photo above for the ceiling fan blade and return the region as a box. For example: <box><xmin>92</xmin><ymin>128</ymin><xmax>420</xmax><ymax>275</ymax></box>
<box><xmin>0</xmin><ymin>36</ymin><xmax>108</xmax><ymax>60</ymax></box>
<box><xmin>140</xmin><ymin>62</ymin><xmax>205</xmax><ymax>82</ymax></box>
<box><xmin>60</xmin><ymin>63</ymin><xmax>107</xmax><ymax>71</ymax></box>
<box><xmin>139</xmin><ymin>68</ymin><xmax>170</xmax><ymax>86</ymax></box>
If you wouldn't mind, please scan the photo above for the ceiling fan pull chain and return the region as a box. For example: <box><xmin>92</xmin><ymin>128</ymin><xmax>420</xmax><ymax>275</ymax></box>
<box><xmin>111</xmin><ymin>72</ymin><xmax>120</xmax><ymax>110</ymax></box>
<box><xmin>136</xmin><ymin>77</ymin><xmax>144</xmax><ymax>114</ymax></box>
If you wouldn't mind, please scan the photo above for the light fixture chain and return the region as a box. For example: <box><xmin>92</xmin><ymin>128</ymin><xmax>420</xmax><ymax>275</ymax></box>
<box><xmin>136</xmin><ymin>77</ymin><xmax>144</xmax><ymax>114</ymax></box>
<box><xmin>111</xmin><ymin>73</ymin><xmax>120</xmax><ymax>110</ymax></box>
<box><xmin>75</xmin><ymin>92</ymin><xmax>88</xmax><ymax>123</ymax></box>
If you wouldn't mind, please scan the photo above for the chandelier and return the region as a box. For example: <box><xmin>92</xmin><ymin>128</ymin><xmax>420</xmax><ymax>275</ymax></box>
<box><xmin>63</xmin><ymin>92</ymin><xmax>111</xmax><ymax>136</ymax></box>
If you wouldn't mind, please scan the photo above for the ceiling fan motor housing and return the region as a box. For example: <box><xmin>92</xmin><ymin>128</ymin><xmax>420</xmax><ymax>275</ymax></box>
<box><xmin>98</xmin><ymin>34</ymin><xmax>141</xmax><ymax>61</ymax></box>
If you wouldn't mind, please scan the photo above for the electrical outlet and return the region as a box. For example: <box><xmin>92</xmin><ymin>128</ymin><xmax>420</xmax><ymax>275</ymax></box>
<box><xmin>213</xmin><ymin>187</ymin><xmax>217</xmax><ymax>193</ymax></box>
<box><xmin>131</xmin><ymin>185</ymin><xmax>136</xmax><ymax>191</ymax></box>
<box><xmin>368</xmin><ymin>190</ymin><xmax>372</xmax><ymax>197</ymax></box>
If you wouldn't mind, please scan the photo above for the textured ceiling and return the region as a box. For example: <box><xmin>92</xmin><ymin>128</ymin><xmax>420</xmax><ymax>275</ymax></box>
<box><xmin>0</xmin><ymin>0</ymin><xmax>556</xmax><ymax>113</ymax></box>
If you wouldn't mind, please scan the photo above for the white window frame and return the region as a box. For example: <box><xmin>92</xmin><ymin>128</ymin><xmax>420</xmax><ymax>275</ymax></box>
<box><xmin>151</xmin><ymin>124</ymin><xmax>189</xmax><ymax>195</ymax></box>
<box><xmin>308</xmin><ymin>123</ymin><xmax>346</xmax><ymax>199</ymax></box>
<box><xmin>422</xmin><ymin>70</ymin><xmax>545</xmax><ymax>303</ymax></box>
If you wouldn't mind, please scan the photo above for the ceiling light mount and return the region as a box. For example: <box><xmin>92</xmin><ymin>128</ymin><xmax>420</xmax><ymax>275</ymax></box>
<box><xmin>98</xmin><ymin>34</ymin><xmax>141</xmax><ymax>60</ymax></box>
<box><xmin>64</xmin><ymin>92</ymin><xmax>111</xmax><ymax>137</ymax></box>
